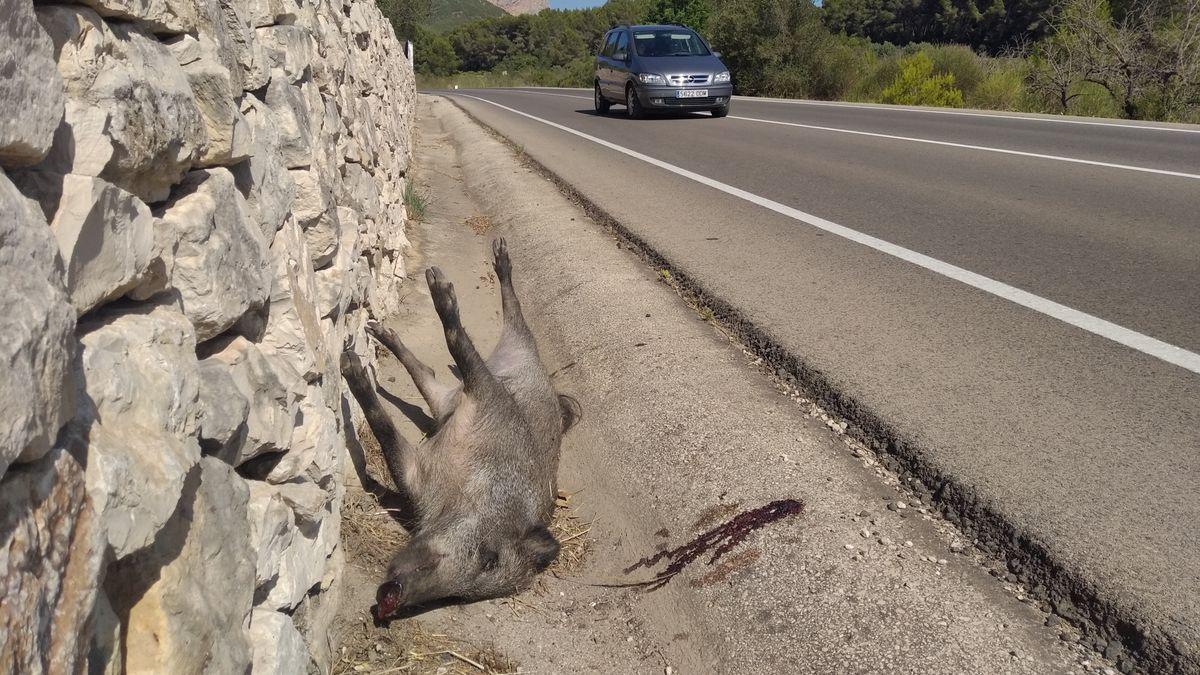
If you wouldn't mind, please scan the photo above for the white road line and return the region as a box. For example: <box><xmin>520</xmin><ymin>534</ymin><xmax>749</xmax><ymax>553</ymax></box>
<box><xmin>727</xmin><ymin>115</ymin><xmax>1200</xmax><ymax>180</ymax></box>
<box><xmin>452</xmin><ymin>92</ymin><xmax>1200</xmax><ymax>376</ymax></box>
<box><xmin>735</xmin><ymin>96</ymin><xmax>1200</xmax><ymax>134</ymax></box>
<box><xmin>503</xmin><ymin>89</ymin><xmax>590</xmax><ymax>100</ymax></box>
<box><xmin>513</xmin><ymin>86</ymin><xmax>1200</xmax><ymax>134</ymax></box>
<box><xmin>502</xmin><ymin>89</ymin><xmax>1200</xmax><ymax>178</ymax></box>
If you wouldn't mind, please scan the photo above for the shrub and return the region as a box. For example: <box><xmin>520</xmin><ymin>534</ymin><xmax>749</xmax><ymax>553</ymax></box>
<box><xmin>924</xmin><ymin>44</ymin><xmax>985</xmax><ymax>94</ymax></box>
<box><xmin>969</xmin><ymin>59</ymin><xmax>1031</xmax><ymax>110</ymax></box>
<box><xmin>880</xmin><ymin>52</ymin><xmax>965</xmax><ymax>107</ymax></box>
<box><xmin>848</xmin><ymin>48</ymin><xmax>903</xmax><ymax>101</ymax></box>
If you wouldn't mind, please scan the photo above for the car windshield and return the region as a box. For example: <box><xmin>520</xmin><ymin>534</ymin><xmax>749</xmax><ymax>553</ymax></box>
<box><xmin>632</xmin><ymin>29</ymin><xmax>710</xmax><ymax>57</ymax></box>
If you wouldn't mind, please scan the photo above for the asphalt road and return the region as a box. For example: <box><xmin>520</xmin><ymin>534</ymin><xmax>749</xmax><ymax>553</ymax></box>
<box><xmin>440</xmin><ymin>88</ymin><xmax>1200</xmax><ymax>669</ymax></box>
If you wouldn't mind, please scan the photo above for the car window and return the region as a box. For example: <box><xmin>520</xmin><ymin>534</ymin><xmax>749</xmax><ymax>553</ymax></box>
<box><xmin>632</xmin><ymin>29</ymin><xmax>711</xmax><ymax>57</ymax></box>
<box><xmin>600</xmin><ymin>32</ymin><xmax>618</xmax><ymax>57</ymax></box>
<box><xmin>613</xmin><ymin>31</ymin><xmax>629</xmax><ymax>60</ymax></box>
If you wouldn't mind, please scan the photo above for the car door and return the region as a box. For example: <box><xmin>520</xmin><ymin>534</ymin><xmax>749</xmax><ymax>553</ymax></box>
<box><xmin>609</xmin><ymin>30</ymin><xmax>630</xmax><ymax>98</ymax></box>
<box><xmin>597</xmin><ymin>31</ymin><xmax>618</xmax><ymax>98</ymax></box>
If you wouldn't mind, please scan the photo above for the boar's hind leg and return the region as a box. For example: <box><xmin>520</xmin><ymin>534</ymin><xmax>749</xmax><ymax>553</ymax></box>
<box><xmin>427</xmin><ymin>267</ymin><xmax>498</xmax><ymax>394</ymax></box>
<box><xmin>492</xmin><ymin>237</ymin><xmax>532</xmax><ymax>337</ymax></box>
<box><xmin>341</xmin><ymin>352</ymin><xmax>414</xmax><ymax>493</ymax></box>
<box><xmin>368</xmin><ymin>321</ymin><xmax>458</xmax><ymax>421</ymax></box>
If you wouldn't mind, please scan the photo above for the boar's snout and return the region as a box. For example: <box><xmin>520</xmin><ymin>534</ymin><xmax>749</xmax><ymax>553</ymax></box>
<box><xmin>373</xmin><ymin>580</ymin><xmax>405</xmax><ymax>623</ymax></box>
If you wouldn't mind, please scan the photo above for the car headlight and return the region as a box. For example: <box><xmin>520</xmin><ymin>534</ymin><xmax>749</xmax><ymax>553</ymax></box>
<box><xmin>637</xmin><ymin>73</ymin><xmax>667</xmax><ymax>85</ymax></box>
<box><xmin>714</xmin><ymin>71</ymin><xmax>731</xmax><ymax>83</ymax></box>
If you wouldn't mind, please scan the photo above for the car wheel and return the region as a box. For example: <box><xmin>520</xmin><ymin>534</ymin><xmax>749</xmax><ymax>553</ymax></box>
<box><xmin>626</xmin><ymin>85</ymin><xmax>644</xmax><ymax>119</ymax></box>
<box><xmin>594</xmin><ymin>83</ymin><xmax>610</xmax><ymax>114</ymax></box>
<box><xmin>711</xmin><ymin>103</ymin><xmax>729</xmax><ymax>118</ymax></box>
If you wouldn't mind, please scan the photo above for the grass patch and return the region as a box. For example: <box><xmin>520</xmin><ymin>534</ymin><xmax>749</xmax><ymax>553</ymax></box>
<box><xmin>405</xmin><ymin>183</ymin><xmax>428</xmax><ymax>222</ymax></box>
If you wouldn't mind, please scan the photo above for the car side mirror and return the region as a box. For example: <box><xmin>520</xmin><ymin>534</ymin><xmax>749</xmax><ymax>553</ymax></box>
<box><xmin>712</xmin><ymin>51</ymin><xmax>722</xmax><ymax>58</ymax></box>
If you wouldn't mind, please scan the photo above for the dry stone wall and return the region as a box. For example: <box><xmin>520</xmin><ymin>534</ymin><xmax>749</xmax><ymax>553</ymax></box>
<box><xmin>0</xmin><ymin>0</ymin><xmax>415</xmax><ymax>669</ymax></box>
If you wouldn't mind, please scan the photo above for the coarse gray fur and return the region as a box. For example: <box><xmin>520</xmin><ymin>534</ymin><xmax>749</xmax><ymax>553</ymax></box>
<box><xmin>341</xmin><ymin>238</ymin><xmax>576</xmax><ymax>618</ymax></box>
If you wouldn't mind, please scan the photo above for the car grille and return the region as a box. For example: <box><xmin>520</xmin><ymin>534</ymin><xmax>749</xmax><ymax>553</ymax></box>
<box><xmin>666</xmin><ymin>74</ymin><xmax>712</xmax><ymax>86</ymax></box>
<box><xmin>661</xmin><ymin>96</ymin><xmax>718</xmax><ymax>106</ymax></box>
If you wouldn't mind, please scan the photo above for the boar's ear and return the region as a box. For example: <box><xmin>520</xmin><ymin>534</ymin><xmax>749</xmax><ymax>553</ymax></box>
<box><xmin>519</xmin><ymin>525</ymin><xmax>561</xmax><ymax>572</ymax></box>
<box><xmin>558</xmin><ymin>394</ymin><xmax>582</xmax><ymax>432</ymax></box>
<box><xmin>477</xmin><ymin>544</ymin><xmax>500</xmax><ymax>571</ymax></box>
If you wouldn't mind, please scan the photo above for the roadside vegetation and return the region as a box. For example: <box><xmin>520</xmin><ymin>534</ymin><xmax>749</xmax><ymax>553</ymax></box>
<box><xmin>383</xmin><ymin>0</ymin><xmax>1199</xmax><ymax>122</ymax></box>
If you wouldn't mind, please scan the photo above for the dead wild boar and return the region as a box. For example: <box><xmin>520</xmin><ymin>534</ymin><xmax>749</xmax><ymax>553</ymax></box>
<box><xmin>341</xmin><ymin>238</ymin><xmax>578</xmax><ymax>620</ymax></box>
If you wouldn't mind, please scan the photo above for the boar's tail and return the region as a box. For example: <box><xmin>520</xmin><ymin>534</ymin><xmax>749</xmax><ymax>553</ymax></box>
<box><xmin>558</xmin><ymin>394</ymin><xmax>583</xmax><ymax>433</ymax></box>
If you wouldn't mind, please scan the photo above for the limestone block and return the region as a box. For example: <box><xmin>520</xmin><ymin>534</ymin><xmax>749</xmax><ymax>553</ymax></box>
<box><xmin>109</xmin><ymin>458</ymin><xmax>254</xmax><ymax>675</ymax></box>
<box><xmin>167</xmin><ymin>35</ymin><xmax>253</xmax><ymax>168</ymax></box>
<box><xmin>340</xmin><ymin>162</ymin><xmax>381</xmax><ymax>218</ymax></box>
<box><xmin>256</xmin><ymin>219</ymin><xmax>331</xmax><ymax>384</ymax></box>
<box><xmin>348</xmin><ymin>1</ymin><xmax>373</xmax><ymax>39</ymax></box>
<box><xmin>248</xmin><ymin>610</ymin><xmax>308</xmax><ymax>674</ymax></box>
<box><xmin>0</xmin><ymin>171</ymin><xmax>75</xmax><ymax>475</ymax></box>
<box><xmin>266</xmin><ymin>386</ymin><xmax>341</xmax><ymax>484</ymax></box>
<box><xmin>306</xmin><ymin>210</ymin><xmax>341</xmax><ymax>271</ymax></box>
<box><xmin>295</xmin><ymin>544</ymin><xmax>343</xmax><ymax>673</ymax></box>
<box><xmin>232</xmin><ymin>95</ymin><xmax>295</xmax><ymax>241</ymax></box>
<box><xmin>76</xmin><ymin>302</ymin><xmax>201</xmax><ymax>559</ymax></box>
<box><xmin>264</xmin><ymin>74</ymin><xmax>313</xmax><ymax>170</ymax></box>
<box><xmin>261</xmin><ymin>496</ymin><xmax>339</xmax><ymax>611</ymax></box>
<box><xmin>0</xmin><ymin>447</ymin><xmax>104</xmax><ymax>675</ymax></box>
<box><xmin>290</xmin><ymin>165</ymin><xmax>331</xmax><ymax>227</ymax></box>
<box><xmin>138</xmin><ymin>168</ymin><xmax>271</xmax><ymax>342</ymax></box>
<box><xmin>314</xmin><ymin>208</ymin><xmax>361</xmax><ymax>320</ymax></box>
<box><xmin>196</xmin><ymin>357</ymin><xmax>250</xmax><ymax>459</ymax></box>
<box><xmin>248</xmin><ymin>0</ymin><xmax>299</xmax><ymax>29</ymax></box>
<box><xmin>206</xmin><ymin>336</ymin><xmax>305</xmax><ymax>465</ymax></box>
<box><xmin>246</xmin><ymin>480</ymin><xmax>295</xmax><ymax>590</ymax></box>
<box><xmin>275</xmin><ymin>479</ymin><xmax>330</xmax><ymax>527</ymax></box>
<box><xmin>50</xmin><ymin>174</ymin><xmax>154</xmax><ymax>315</ymax></box>
<box><xmin>86</xmin><ymin>591</ymin><xmax>122</xmax><ymax>675</ymax></box>
<box><xmin>0</xmin><ymin>0</ymin><xmax>65</xmax><ymax>167</ymax></box>
<box><xmin>212</xmin><ymin>0</ymin><xmax>269</xmax><ymax>91</ymax></box>
<box><xmin>72</xmin><ymin>0</ymin><xmax>198</xmax><ymax>34</ymax></box>
<box><xmin>36</xmin><ymin>6</ymin><xmax>206</xmax><ymax>202</ymax></box>
<box><xmin>313</xmin><ymin>14</ymin><xmax>348</xmax><ymax>92</ymax></box>
<box><xmin>258</xmin><ymin>25</ymin><xmax>313</xmax><ymax>84</ymax></box>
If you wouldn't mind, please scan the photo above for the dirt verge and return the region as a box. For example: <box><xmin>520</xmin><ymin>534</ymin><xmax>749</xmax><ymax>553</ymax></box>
<box><xmin>328</xmin><ymin>94</ymin><xmax>1117</xmax><ymax>674</ymax></box>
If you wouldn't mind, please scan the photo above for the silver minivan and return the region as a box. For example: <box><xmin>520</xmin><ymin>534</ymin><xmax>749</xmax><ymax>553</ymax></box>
<box><xmin>594</xmin><ymin>24</ymin><xmax>733</xmax><ymax>118</ymax></box>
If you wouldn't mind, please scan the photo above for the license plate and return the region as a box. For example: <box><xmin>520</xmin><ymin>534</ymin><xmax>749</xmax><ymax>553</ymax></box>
<box><xmin>676</xmin><ymin>89</ymin><xmax>708</xmax><ymax>98</ymax></box>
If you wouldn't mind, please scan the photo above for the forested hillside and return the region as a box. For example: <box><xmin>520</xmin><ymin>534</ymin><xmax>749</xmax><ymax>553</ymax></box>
<box><xmin>379</xmin><ymin>0</ymin><xmax>1199</xmax><ymax>122</ymax></box>
<box><xmin>426</xmin><ymin>0</ymin><xmax>506</xmax><ymax>31</ymax></box>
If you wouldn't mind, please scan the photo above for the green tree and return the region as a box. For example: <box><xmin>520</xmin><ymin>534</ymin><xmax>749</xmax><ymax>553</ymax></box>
<box><xmin>822</xmin><ymin>0</ymin><xmax>1055</xmax><ymax>54</ymax></box>
<box><xmin>379</xmin><ymin>0</ymin><xmax>432</xmax><ymax>40</ymax></box>
<box><xmin>414</xmin><ymin>24</ymin><xmax>461</xmax><ymax>75</ymax></box>
<box><xmin>645</xmin><ymin>0</ymin><xmax>712</xmax><ymax>31</ymax></box>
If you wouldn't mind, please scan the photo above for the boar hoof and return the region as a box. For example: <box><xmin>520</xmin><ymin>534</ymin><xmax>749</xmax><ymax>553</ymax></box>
<box><xmin>426</xmin><ymin>267</ymin><xmax>460</xmax><ymax>321</ymax></box>
<box><xmin>492</xmin><ymin>237</ymin><xmax>511</xmax><ymax>280</ymax></box>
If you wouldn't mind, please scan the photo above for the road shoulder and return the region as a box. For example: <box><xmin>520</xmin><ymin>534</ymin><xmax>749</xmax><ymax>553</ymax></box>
<box><xmin>331</xmin><ymin>94</ymin><xmax>1108</xmax><ymax>674</ymax></box>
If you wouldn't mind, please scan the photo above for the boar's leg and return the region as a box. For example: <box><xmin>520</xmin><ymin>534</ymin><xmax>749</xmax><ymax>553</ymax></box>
<box><xmin>427</xmin><ymin>267</ymin><xmax>499</xmax><ymax>395</ymax></box>
<box><xmin>368</xmin><ymin>320</ymin><xmax>458</xmax><ymax>421</ymax></box>
<box><xmin>341</xmin><ymin>352</ymin><xmax>414</xmax><ymax>494</ymax></box>
<box><xmin>492</xmin><ymin>237</ymin><xmax>532</xmax><ymax>338</ymax></box>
